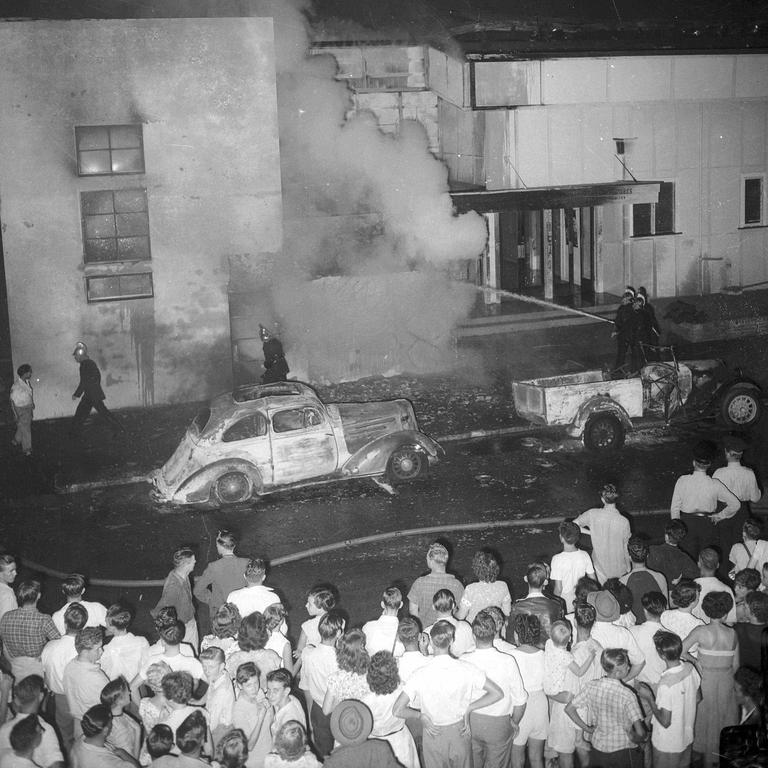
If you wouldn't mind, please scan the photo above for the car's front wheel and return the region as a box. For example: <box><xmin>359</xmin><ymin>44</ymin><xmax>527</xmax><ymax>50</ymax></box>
<box><xmin>213</xmin><ymin>471</ymin><xmax>252</xmax><ymax>504</ymax></box>
<box><xmin>387</xmin><ymin>446</ymin><xmax>425</xmax><ymax>483</ymax></box>
<box><xmin>720</xmin><ymin>384</ymin><xmax>763</xmax><ymax>428</ymax></box>
<box><xmin>583</xmin><ymin>414</ymin><xmax>625</xmax><ymax>451</ymax></box>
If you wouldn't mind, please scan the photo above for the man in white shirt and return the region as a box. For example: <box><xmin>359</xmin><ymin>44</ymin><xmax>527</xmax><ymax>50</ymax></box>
<box><xmin>10</xmin><ymin>363</ymin><xmax>34</xmax><ymax>457</ymax></box>
<box><xmin>41</xmin><ymin>604</ymin><xmax>86</xmax><ymax>752</ymax></box>
<box><xmin>51</xmin><ymin>574</ymin><xmax>107</xmax><ymax>635</ymax></box>
<box><xmin>396</xmin><ymin>617</ymin><xmax>430</xmax><ymax>682</ymax></box>
<box><xmin>62</xmin><ymin>628</ymin><xmax>109</xmax><ymax>739</ymax></box>
<box><xmin>550</xmin><ymin>521</ymin><xmax>596</xmax><ymax>612</ymax></box>
<box><xmin>0</xmin><ymin>556</ymin><xmax>18</xmax><ymax>622</ymax></box>
<box><xmin>137</xmin><ymin>621</ymin><xmax>204</xmax><ymax>689</ymax></box>
<box><xmin>693</xmin><ymin>548</ymin><xmax>737</xmax><ymax>624</ymax></box>
<box><xmin>394</xmin><ymin>620</ymin><xmax>503</xmax><ymax>768</ymax></box>
<box><xmin>100</xmin><ymin>604</ymin><xmax>150</xmax><ymax>684</ymax></box>
<box><xmin>362</xmin><ymin>587</ymin><xmax>405</xmax><ymax>656</ymax></box>
<box><xmin>299</xmin><ymin>610</ymin><xmax>343</xmax><ymax>759</ymax></box>
<box><xmin>462</xmin><ymin>613</ymin><xmax>527</xmax><ymax>768</ymax></box>
<box><xmin>424</xmin><ymin>589</ymin><xmax>475</xmax><ymax>657</ymax></box>
<box><xmin>670</xmin><ymin>440</ymin><xmax>740</xmax><ymax>560</ymax></box>
<box><xmin>0</xmin><ymin>676</ymin><xmax>64</xmax><ymax>768</ymax></box>
<box><xmin>198</xmin><ymin>646</ymin><xmax>234</xmax><ymax>747</ymax></box>
<box><xmin>629</xmin><ymin>592</ymin><xmax>667</xmax><ymax>687</ymax></box>
<box><xmin>586</xmin><ymin>591</ymin><xmax>645</xmax><ymax>681</ymax></box>
<box><xmin>225</xmin><ymin>558</ymin><xmax>281</xmax><ymax>618</ymax></box>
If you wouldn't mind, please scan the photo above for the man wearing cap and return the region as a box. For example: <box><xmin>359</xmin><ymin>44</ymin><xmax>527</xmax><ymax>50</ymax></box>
<box><xmin>713</xmin><ymin>435</ymin><xmax>762</xmax><ymax>558</ymax></box>
<box><xmin>394</xmin><ymin>620</ymin><xmax>504</xmax><ymax>768</ymax></box>
<box><xmin>585</xmin><ymin>591</ymin><xmax>645</xmax><ymax>682</ymax></box>
<box><xmin>612</xmin><ymin>287</ymin><xmax>636</xmax><ymax>372</ymax></box>
<box><xmin>69</xmin><ymin>342</ymin><xmax>125</xmax><ymax>437</ymax></box>
<box><xmin>324</xmin><ymin>699</ymin><xmax>402</xmax><ymax>767</ymax></box>
<box><xmin>670</xmin><ymin>440</ymin><xmax>741</xmax><ymax>560</ymax></box>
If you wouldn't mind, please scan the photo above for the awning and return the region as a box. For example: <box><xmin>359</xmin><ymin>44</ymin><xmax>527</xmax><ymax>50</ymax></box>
<box><xmin>451</xmin><ymin>180</ymin><xmax>661</xmax><ymax>214</ymax></box>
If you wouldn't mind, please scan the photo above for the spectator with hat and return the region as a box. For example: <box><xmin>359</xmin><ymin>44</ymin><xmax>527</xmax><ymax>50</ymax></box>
<box><xmin>324</xmin><ymin>699</ymin><xmax>401</xmax><ymax>768</ymax></box>
<box><xmin>585</xmin><ymin>591</ymin><xmax>645</xmax><ymax>682</ymax></box>
<box><xmin>714</xmin><ymin>435</ymin><xmax>762</xmax><ymax>560</ymax></box>
<box><xmin>670</xmin><ymin>440</ymin><xmax>740</xmax><ymax>560</ymax></box>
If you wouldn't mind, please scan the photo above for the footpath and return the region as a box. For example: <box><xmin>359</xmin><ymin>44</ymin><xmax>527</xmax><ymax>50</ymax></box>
<box><xmin>2</xmin><ymin>289</ymin><xmax>768</xmax><ymax>500</ymax></box>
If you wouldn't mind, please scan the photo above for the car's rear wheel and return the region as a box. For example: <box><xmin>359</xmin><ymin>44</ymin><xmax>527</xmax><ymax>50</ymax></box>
<box><xmin>583</xmin><ymin>414</ymin><xmax>625</xmax><ymax>451</ymax></box>
<box><xmin>387</xmin><ymin>446</ymin><xmax>425</xmax><ymax>483</ymax></box>
<box><xmin>720</xmin><ymin>384</ymin><xmax>762</xmax><ymax>428</ymax></box>
<box><xmin>214</xmin><ymin>471</ymin><xmax>252</xmax><ymax>504</ymax></box>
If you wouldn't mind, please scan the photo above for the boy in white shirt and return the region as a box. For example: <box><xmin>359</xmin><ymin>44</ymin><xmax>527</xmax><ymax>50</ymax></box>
<box><xmin>549</xmin><ymin>521</ymin><xmax>595</xmax><ymax>612</ymax></box>
<box><xmin>100</xmin><ymin>604</ymin><xmax>149</xmax><ymax>685</ymax></box>
<box><xmin>198</xmin><ymin>646</ymin><xmax>235</xmax><ymax>748</ymax></box>
<box><xmin>51</xmin><ymin>574</ymin><xmax>107</xmax><ymax>635</ymax></box>
<box><xmin>637</xmin><ymin>630</ymin><xmax>701</xmax><ymax>768</ymax></box>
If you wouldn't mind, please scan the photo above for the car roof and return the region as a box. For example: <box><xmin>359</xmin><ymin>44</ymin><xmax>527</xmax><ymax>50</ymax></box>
<box><xmin>206</xmin><ymin>381</ymin><xmax>321</xmax><ymax>425</ymax></box>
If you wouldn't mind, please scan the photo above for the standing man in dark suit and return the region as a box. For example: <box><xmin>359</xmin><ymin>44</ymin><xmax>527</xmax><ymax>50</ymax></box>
<box><xmin>70</xmin><ymin>341</ymin><xmax>125</xmax><ymax>436</ymax></box>
<box><xmin>506</xmin><ymin>562</ymin><xmax>564</xmax><ymax>648</ymax></box>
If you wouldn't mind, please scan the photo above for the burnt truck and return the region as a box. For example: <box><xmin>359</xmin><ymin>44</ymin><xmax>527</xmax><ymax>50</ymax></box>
<box><xmin>512</xmin><ymin>357</ymin><xmax>764</xmax><ymax>451</ymax></box>
<box><xmin>150</xmin><ymin>381</ymin><xmax>442</xmax><ymax>505</ymax></box>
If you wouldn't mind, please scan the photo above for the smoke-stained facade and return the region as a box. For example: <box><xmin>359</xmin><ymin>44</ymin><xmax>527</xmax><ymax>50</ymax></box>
<box><xmin>0</xmin><ymin>18</ymin><xmax>283</xmax><ymax>419</ymax></box>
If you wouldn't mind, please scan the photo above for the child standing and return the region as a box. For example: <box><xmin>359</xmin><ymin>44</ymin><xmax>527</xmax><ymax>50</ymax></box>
<box><xmin>233</xmin><ymin>661</ymin><xmax>272</xmax><ymax>768</ymax></box>
<box><xmin>573</xmin><ymin>484</ymin><xmax>631</xmax><ymax>583</ymax></box>
<box><xmin>199</xmin><ymin>646</ymin><xmax>235</xmax><ymax>748</ymax></box>
<box><xmin>637</xmin><ymin>630</ymin><xmax>700</xmax><ymax>768</ymax></box>
<box><xmin>100</xmin><ymin>677</ymin><xmax>142</xmax><ymax>760</ymax></box>
<box><xmin>549</xmin><ymin>521</ymin><xmax>596</xmax><ymax>613</ymax></box>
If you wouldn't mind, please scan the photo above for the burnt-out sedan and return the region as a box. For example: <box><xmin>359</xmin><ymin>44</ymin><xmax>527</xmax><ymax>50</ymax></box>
<box><xmin>150</xmin><ymin>381</ymin><xmax>443</xmax><ymax>505</ymax></box>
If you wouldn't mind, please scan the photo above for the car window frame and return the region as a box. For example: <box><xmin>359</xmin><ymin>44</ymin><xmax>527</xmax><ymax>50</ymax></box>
<box><xmin>221</xmin><ymin>411</ymin><xmax>268</xmax><ymax>443</ymax></box>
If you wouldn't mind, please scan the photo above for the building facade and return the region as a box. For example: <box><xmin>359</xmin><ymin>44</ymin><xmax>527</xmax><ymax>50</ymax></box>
<box><xmin>0</xmin><ymin>18</ymin><xmax>283</xmax><ymax>419</ymax></box>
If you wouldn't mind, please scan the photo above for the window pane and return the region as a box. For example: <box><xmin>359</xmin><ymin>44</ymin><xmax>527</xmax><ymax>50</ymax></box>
<box><xmin>116</xmin><ymin>213</ymin><xmax>149</xmax><ymax>237</ymax></box>
<box><xmin>655</xmin><ymin>182</ymin><xmax>675</xmax><ymax>233</ymax></box>
<box><xmin>117</xmin><ymin>237</ymin><xmax>150</xmax><ymax>261</ymax></box>
<box><xmin>87</xmin><ymin>275</ymin><xmax>121</xmax><ymax>299</ymax></box>
<box><xmin>119</xmin><ymin>273</ymin><xmax>153</xmax><ymax>296</ymax></box>
<box><xmin>114</xmin><ymin>189</ymin><xmax>147</xmax><ymax>213</ymax></box>
<box><xmin>745</xmin><ymin>178</ymin><xmax>762</xmax><ymax>225</ymax></box>
<box><xmin>84</xmin><ymin>238</ymin><xmax>118</xmax><ymax>263</ymax></box>
<box><xmin>633</xmin><ymin>203</ymin><xmax>652</xmax><ymax>236</ymax></box>
<box><xmin>81</xmin><ymin>191</ymin><xmax>115</xmax><ymax>215</ymax></box>
<box><xmin>77</xmin><ymin>126</ymin><xmax>109</xmax><ymax>150</ymax></box>
<box><xmin>109</xmin><ymin>125</ymin><xmax>142</xmax><ymax>148</ymax></box>
<box><xmin>79</xmin><ymin>150</ymin><xmax>112</xmax><ymax>175</ymax></box>
<box><xmin>84</xmin><ymin>214</ymin><xmax>116</xmax><ymax>239</ymax></box>
<box><xmin>111</xmin><ymin>149</ymin><xmax>144</xmax><ymax>174</ymax></box>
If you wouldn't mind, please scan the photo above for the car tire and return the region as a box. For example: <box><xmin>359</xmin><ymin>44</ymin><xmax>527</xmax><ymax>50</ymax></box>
<box><xmin>583</xmin><ymin>414</ymin><xmax>625</xmax><ymax>451</ymax></box>
<box><xmin>720</xmin><ymin>384</ymin><xmax>763</xmax><ymax>428</ymax></box>
<box><xmin>387</xmin><ymin>446</ymin><xmax>425</xmax><ymax>483</ymax></box>
<box><xmin>213</xmin><ymin>471</ymin><xmax>252</xmax><ymax>504</ymax></box>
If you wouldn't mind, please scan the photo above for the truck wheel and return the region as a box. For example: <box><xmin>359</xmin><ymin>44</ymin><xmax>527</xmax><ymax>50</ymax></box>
<box><xmin>583</xmin><ymin>415</ymin><xmax>625</xmax><ymax>451</ymax></box>
<box><xmin>720</xmin><ymin>384</ymin><xmax>763</xmax><ymax>428</ymax></box>
<box><xmin>387</xmin><ymin>446</ymin><xmax>425</xmax><ymax>482</ymax></box>
<box><xmin>214</xmin><ymin>471</ymin><xmax>252</xmax><ymax>504</ymax></box>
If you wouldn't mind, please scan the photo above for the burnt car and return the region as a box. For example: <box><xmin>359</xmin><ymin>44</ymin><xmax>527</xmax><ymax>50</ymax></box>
<box><xmin>150</xmin><ymin>381</ymin><xmax>442</xmax><ymax>505</ymax></box>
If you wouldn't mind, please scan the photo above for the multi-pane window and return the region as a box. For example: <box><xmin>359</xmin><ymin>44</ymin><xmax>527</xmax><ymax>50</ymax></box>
<box><xmin>742</xmin><ymin>176</ymin><xmax>765</xmax><ymax>226</ymax></box>
<box><xmin>81</xmin><ymin>189</ymin><xmax>150</xmax><ymax>264</ymax></box>
<box><xmin>632</xmin><ymin>181</ymin><xmax>676</xmax><ymax>237</ymax></box>
<box><xmin>86</xmin><ymin>273</ymin><xmax>153</xmax><ymax>303</ymax></box>
<box><xmin>76</xmin><ymin>125</ymin><xmax>145</xmax><ymax>175</ymax></box>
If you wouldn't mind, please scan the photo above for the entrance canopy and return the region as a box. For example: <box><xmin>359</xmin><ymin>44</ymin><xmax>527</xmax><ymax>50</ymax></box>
<box><xmin>451</xmin><ymin>180</ymin><xmax>660</xmax><ymax>214</ymax></box>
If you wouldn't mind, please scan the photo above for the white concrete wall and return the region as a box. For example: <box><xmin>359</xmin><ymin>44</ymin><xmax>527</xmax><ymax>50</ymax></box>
<box><xmin>0</xmin><ymin>19</ymin><xmax>283</xmax><ymax>418</ymax></box>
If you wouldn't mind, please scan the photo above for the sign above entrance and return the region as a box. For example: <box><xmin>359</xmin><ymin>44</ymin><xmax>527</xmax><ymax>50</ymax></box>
<box><xmin>450</xmin><ymin>181</ymin><xmax>661</xmax><ymax>214</ymax></box>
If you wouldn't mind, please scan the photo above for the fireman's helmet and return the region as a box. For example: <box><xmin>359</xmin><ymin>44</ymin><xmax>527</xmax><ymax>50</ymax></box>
<box><xmin>73</xmin><ymin>341</ymin><xmax>88</xmax><ymax>360</ymax></box>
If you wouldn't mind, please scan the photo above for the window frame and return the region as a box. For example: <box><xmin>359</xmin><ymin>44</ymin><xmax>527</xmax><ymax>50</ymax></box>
<box><xmin>631</xmin><ymin>181</ymin><xmax>677</xmax><ymax>237</ymax></box>
<box><xmin>85</xmin><ymin>272</ymin><xmax>154</xmax><ymax>303</ymax></box>
<box><xmin>741</xmin><ymin>174</ymin><xmax>766</xmax><ymax>228</ymax></box>
<box><xmin>75</xmin><ymin>124</ymin><xmax>145</xmax><ymax>176</ymax></box>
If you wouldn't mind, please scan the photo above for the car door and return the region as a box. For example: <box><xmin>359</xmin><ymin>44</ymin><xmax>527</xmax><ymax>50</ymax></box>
<box><xmin>269</xmin><ymin>405</ymin><xmax>339</xmax><ymax>485</ymax></box>
<box><xmin>219</xmin><ymin>411</ymin><xmax>273</xmax><ymax>485</ymax></box>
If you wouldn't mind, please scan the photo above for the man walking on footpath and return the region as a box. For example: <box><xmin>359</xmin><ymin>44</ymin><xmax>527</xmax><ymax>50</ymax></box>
<box><xmin>670</xmin><ymin>440</ymin><xmax>740</xmax><ymax>560</ymax></box>
<box><xmin>10</xmin><ymin>364</ymin><xmax>34</xmax><ymax>457</ymax></box>
<box><xmin>69</xmin><ymin>341</ymin><xmax>125</xmax><ymax>437</ymax></box>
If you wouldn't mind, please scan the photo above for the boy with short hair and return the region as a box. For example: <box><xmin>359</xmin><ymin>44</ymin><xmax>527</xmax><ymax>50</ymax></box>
<box><xmin>3</xmin><ymin>715</ymin><xmax>43</xmax><ymax>768</ymax></box>
<box><xmin>226</xmin><ymin>557</ymin><xmax>281</xmax><ymax>619</ymax></box>
<box><xmin>620</xmin><ymin>537</ymin><xmax>668</xmax><ymax>623</ymax></box>
<box><xmin>423</xmin><ymin>589</ymin><xmax>475</xmax><ymax>657</ymax></box>
<box><xmin>62</xmin><ymin>627</ymin><xmax>109</xmax><ymax>738</ymax></box>
<box><xmin>507</xmin><ymin>562</ymin><xmax>563</xmax><ymax>648</ymax></box>
<box><xmin>101</xmin><ymin>677</ymin><xmax>141</xmax><ymax>759</ymax></box>
<box><xmin>549</xmin><ymin>521</ymin><xmax>595</xmax><ymax>613</ymax></box>
<box><xmin>193</xmin><ymin>530</ymin><xmax>250</xmax><ymax>622</ymax></box>
<box><xmin>173</xmin><ymin>709</ymin><xmax>209</xmax><ymax>767</ymax></box>
<box><xmin>100</xmin><ymin>604</ymin><xmax>150</xmax><ymax>685</ymax></box>
<box><xmin>408</xmin><ymin>542</ymin><xmax>464</xmax><ymax>626</ymax></box>
<box><xmin>693</xmin><ymin>548</ymin><xmax>737</xmax><ymax>624</ymax></box>
<box><xmin>266</xmin><ymin>669</ymin><xmax>306</xmax><ymax>742</ymax></box>
<box><xmin>158</xmin><ymin>671</ymin><xmax>211</xmax><ymax>756</ymax></box>
<box><xmin>647</xmin><ymin>520</ymin><xmax>699</xmax><ymax>586</ymax></box>
<box><xmin>637</xmin><ymin>631</ymin><xmax>701</xmax><ymax>768</ymax></box>
<box><xmin>198</xmin><ymin>645</ymin><xmax>235</xmax><ymax>747</ymax></box>
<box><xmin>362</xmin><ymin>587</ymin><xmax>405</xmax><ymax>656</ymax></box>
<box><xmin>733</xmin><ymin>568</ymin><xmax>761</xmax><ymax>621</ymax></box>
<box><xmin>51</xmin><ymin>574</ymin><xmax>107</xmax><ymax>635</ymax></box>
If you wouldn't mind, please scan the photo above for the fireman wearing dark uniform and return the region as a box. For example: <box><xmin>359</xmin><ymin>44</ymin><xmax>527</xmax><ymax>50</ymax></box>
<box><xmin>612</xmin><ymin>286</ymin><xmax>636</xmax><ymax>371</ymax></box>
<box><xmin>259</xmin><ymin>324</ymin><xmax>290</xmax><ymax>384</ymax></box>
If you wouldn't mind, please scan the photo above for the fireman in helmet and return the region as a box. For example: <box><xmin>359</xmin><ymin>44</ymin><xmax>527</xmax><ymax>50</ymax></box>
<box><xmin>259</xmin><ymin>325</ymin><xmax>290</xmax><ymax>384</ymax></box>
<box><xmin>70</xmin><ymin>342</ymin><xmax>125</xmax><ymax>436</ymax></box>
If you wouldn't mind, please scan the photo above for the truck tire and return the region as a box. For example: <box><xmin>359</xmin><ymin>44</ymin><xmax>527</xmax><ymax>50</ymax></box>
<box><xmin>213</xmin><ymin>471</ymin><xmax>252</xmax><ymax>504</ymax></box>
<box><xmin>583</xmin><ymin>414</ymin><xmax>625</xmax><ymax>451</ymax></box>
<box><xmin>720</xmin><ymin>384</ymin><xmax>762</xmax><ymax>428</ymax></box>
<box><xmin>387</xmin><ymin>446</ymin><xmax>425</xmax><ymax>483</ymax></box>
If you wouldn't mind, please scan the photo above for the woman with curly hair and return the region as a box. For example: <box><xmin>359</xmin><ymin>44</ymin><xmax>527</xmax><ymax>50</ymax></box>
<box><xmin>264</xmin><ymin>603</ymin><xmax>293</xmax><ymax>673</ymax></box>
<box><xmin>322</xmin><ymin>628</ymin><xmax>371</xmax><ymax>715</ymax></box>
<box><xmin>456</xmin><ymin>550</ymin><xmax>512</xmax><ymax>622</ymax></box>
<box><xmin>226</xmin><ymin>611</ymin><xmax>281</xmax><ymax>689</ymax></box>
<box><xmin>362</xmin><ymin>651</ymin><xmax>419</xmax><ymax>768</ymax></box>
<box><xmin>201</xmin><ymin>602</ymin><xmax>242</xmax><ymax>660</ymax></box>
<box><xmin>683</xmin><ymin>591</ymin><xmax>739</xmax><ymax>768</ymax></box>
<box><xmin>137</xmin><ymin>660</ymin><xmax>172</xmax><ymax>733</ymax></box>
